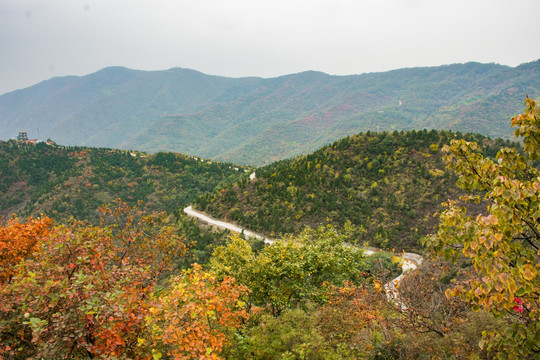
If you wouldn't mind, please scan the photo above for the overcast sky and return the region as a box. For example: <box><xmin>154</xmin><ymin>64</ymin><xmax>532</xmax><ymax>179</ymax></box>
<box><xmin>1</xmin><ymin>0</ymin><xmax>539</xmax><ymax>95</ymax></box>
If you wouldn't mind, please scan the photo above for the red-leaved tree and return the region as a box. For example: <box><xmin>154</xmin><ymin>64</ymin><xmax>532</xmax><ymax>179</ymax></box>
<box><xmin>0</xmin><ymin>201</ymin><xmax>186</xmax><ymax>359</ymax></box>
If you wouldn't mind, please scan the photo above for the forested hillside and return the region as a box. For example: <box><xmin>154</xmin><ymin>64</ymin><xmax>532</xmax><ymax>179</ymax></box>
<box><xmin>1</xmin><ymin>100</ymin><xmax>538</xmax><ymax>359</ymax></box>
<box><xmin>194</xmin><ymin>130</ymin><xmax>516</xmax><ymax>250</ymax></box>
<box><xmin>1</xmin><ymin>61</ymin><xmax>538</xmax><ymax>165</ymax></box>
<box><xmin>0</xmin><ymin>140</ymin><xmax>247</xmax><ymax>223</ymax></box>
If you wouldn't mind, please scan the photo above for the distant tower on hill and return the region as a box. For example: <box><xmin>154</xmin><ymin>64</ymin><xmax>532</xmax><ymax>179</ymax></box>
<box><xmin>18</xmin><ymin>131</ymin><xmax>28</xmax><ymax>141</ymax></box>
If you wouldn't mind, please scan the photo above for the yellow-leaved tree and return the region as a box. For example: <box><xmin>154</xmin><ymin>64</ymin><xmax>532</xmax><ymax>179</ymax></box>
<box><xmin>424</xmin><ymin>98</ymin><xmax>540</xmax><ymax>359</ymax></box>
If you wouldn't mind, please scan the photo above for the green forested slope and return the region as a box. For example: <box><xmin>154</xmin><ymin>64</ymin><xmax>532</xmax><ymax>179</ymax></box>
<box><xmin>0</xmin><ymin>140</ymin><xmax>247</xmax><ymax>223</ymax></box>
<box><xmin>194</xmin><ymin>130</ymin><xmax>515</xmax><ymax>250</ymax></box>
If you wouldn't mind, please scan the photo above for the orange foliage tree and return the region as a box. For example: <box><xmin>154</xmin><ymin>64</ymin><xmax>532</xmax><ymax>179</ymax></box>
<box><xmin>0</xmin><ymin>201</ymin><xmax>186</xmax><ymax>359</ymax></box>
<box><xmin>149</xmin><ymin>264</ymin><xmax>250</xmax><ymax>360</ymax></box>
<box><xmin>0</xmin><ymin>216</ymin><xmax>53</xmax><ymax>284</ymax></box>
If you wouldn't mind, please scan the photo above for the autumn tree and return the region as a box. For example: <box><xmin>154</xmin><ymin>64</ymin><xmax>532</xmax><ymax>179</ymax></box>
<box><xmin>424</xmin><ymin>98</ymin><xmax>540</xmax><ymax>359</ymax></box>
<box><xmin>0</xmin><ymin>201</ymin><xmax>186</xmax><ymax>359</ymax></box>
<box><xmin>0</xmin><ymin>216</ymin><xmax>53</xmax><ymax>284</ymax></box>
<box><xmin>149</xmin><ymin>264</ymin><xmax>250</xmax><ymax>360</ymax></box>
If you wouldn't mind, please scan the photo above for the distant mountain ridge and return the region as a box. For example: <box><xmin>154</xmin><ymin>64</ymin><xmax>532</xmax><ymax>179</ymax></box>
<box><xmin>1</xmin><ymin>61</ymin><xmax>538</xmax><ymax>165</ymax></box>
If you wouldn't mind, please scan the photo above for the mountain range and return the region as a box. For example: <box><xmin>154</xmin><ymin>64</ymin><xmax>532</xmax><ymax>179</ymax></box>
<box><xmin>1</xmin><ymin>61</ymin><xmax>538</xmax><ymax>166</ymax></box>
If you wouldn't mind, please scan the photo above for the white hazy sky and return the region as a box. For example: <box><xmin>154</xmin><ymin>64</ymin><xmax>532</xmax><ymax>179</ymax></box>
<box><xmin>1</xmin><ymin>0</ymin><xmax>539</xmax><ymax>95</ymax></box>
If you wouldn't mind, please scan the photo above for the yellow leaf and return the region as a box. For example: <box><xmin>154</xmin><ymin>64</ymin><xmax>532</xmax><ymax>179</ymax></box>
<box><xmin>508</xmin><ymin>279</ymin><xmax>517</xmax><ymax>296</ymax></box>
<box><xmin>522</xmin><ymin>264</ymin><xmax>537</xmax><ymax>281</ymax></box>
<box><xmin>487</xmin><ymin>215</ymin><xmax>498</xmax><ymax>225</ymax></box>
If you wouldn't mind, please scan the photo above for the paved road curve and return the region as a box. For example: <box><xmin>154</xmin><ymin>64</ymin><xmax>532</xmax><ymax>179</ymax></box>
<box><xmin>183</xmin><ymin>205</ymin><xmax>423</xmax><ymax>304</ymax></box>
<box><xmin>184</xmin><ymin>206</ymin><xmax>272</xmax><ymax>244</ymax></box>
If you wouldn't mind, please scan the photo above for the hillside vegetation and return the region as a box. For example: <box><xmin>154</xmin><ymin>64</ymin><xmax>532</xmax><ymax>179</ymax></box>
<box><xmin>1</xmin><ymin>100</ymin><xmax>538</xmax><ymax>359</ymax></box>
<box><xmin>1</xmin><ymin>61</ymin><xmax>538</xmax><ymax>165</ymax></box>
<box><xmin>194</xmin><ymin>129</ymin><xmax>516</xmax><ymax>250</ymax></box>
<box><xmin>0</xmin><ymin>140</ymin><xmax>247</xmax><ymax>223</ymax></box>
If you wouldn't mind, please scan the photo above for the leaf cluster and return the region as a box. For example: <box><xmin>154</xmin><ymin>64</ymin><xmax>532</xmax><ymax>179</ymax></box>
<box><xmin>424</xmin><ymin>98</ymin><xmax>540</xmax><ymax>358</ymax></box>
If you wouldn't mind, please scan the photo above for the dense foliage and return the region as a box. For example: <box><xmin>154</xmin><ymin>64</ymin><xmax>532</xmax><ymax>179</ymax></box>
<box><xmin>0</xmin><ymin>203</ymin><xmax>253</xmax><ymax>359</ymax></box>
<box><xmin>425</xmin><ymin>98</ymin><xmax>540</xmax><ymax>359</ymax></box>
<box><xmin>0</xmin><ymin>204</ymin><xmax>410</xmax><ymax>359</ymax></box>
<box><xmin>0</xmin><ymin>141</ymin><xmax>247</xmax><ymax>223</ymax></box>
<box><xmin>195</xmin><ymin>130</ymin><xmax>516</xmax><ymax>250</ymax></box>
<box><xmin>2</xmin><ymin>96</ymin><xmax>538</xmax><ymax>359</ymax></box>
<box><xmin>0</xmin><ymin>216</ymin><xmax>52</xmax><ymax>284</ymax></box>
<box><xmin>0</xmin><ymin>203</ymin><xmax>184</xmax><ymax>358</ymax></box>
<box><xmin>149</xmin><ymin>264</ymin><xmax>250</xmax><ymax>360</ymax></box>
<box><xmin>210</xmin><ymin>225</ymin><xmax>399</xmax><ymax>315</ymax></box>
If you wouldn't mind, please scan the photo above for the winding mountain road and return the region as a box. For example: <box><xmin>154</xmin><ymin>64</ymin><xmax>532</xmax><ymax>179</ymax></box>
<box><xmin>183</xmin><ymin>206</ymin><xmax>423</xmax><ymax>299</ymax></box>
<box><xmin>184</xmin><ymin>206</ymin><xmax>272</xmax><ymax>244</ymax></box>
